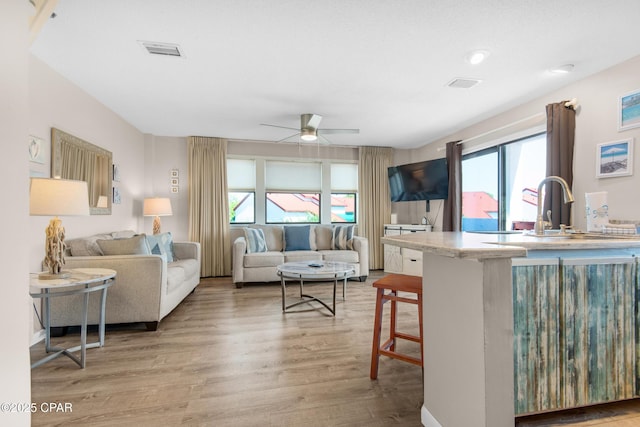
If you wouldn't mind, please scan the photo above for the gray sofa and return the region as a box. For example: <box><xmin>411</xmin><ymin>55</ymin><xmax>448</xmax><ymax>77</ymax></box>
<box><xmin>49</xmin><ymin>231</ymin><xmax>201</xmax><ymax>331</ymax></box>
<box><xmin>231</xmin><ymin>224</ymin><xmax>369</xmax><ymax>288</ymax></box>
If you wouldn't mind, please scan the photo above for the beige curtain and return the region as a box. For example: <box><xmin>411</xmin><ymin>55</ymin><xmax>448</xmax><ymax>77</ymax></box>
<box><xmin>188</xmin><ymin>136</ymin><xmax>231</xmax><ymax>277</ymax></box>
<box><xmin>60</xmin><ymin>140</ymin><xmax>97</xmax><ymax>205</ymax></box>
<box><xmin>358</xmin><ymin>146</ymin><xmax>393</xmax><ymax>270</ymax></box>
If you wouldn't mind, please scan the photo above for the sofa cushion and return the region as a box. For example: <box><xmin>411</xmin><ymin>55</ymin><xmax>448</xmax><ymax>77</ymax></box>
<box><xmin>170</xmin><ymin>258</ymin><xmax>199</xmax><ymax>279</ymax></box>
<box><xmin>284</xmin><ymin>251</ymin><xmax>323</xmax><ymax>263</ymax></box>
<box><xmin>67</xmin><ymin>233</ymin><xmax>113</xmax><ymax>256</ymax></box>
<box><xmin>332</xmin><ymin>225</ymin><xmax>354</xmax><ymax>250</ymax></box>
<box><xmin>146</xmin><ymin>232</ymin><xmax>175</xmax><ymax>262</ymax></box>
<box><xmin>312</xmin><ymin>225</ymin><xmax>333</xmax><ymax>250</ymax></box>
<box><xmin>283</xmin><ymin>225</ymin><xmax>312</xmax><ymax>251</ymax></box>
<box><xmin>257</xmin><ymin>225</ymin><xmax>284</xmax><ymax>252</ymax></box>
<box><xmin>166</xmin><ymin>265</ymin><xmax>186</xmax><ymax>294</ymax></box>
<box><xmin>244</xmin><ymin>251</ymin><xmax>284</xmax><ymax>268</ymax></box>
<box><xmin>97</xmin><ymin>234</ymin><xmax>151</xmax><ymax>256</ymax></box>
<box><xmin>111</xmin><ymin>230</ymin><xmax>136</xmax><ymax>239</ymax></box>
<box><xmin>319</xmin><ymin>249</ymin><xmax>359</xmax><ymax>263</ymax></box>
<box><xmin>244</xmin><ymin>227</ymin><xmax>267</xmax><ymax>253</ymax></box>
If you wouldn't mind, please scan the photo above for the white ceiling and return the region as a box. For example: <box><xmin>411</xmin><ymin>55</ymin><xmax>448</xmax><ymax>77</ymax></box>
<box><xmin>30</xmin><ymin>0</ymin><xmax>640</xmax><ymax>149</ymax></box>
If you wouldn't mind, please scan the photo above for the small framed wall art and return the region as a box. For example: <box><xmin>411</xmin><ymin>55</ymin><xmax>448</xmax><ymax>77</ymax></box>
<box><xmin>596</xmin><ymin>138</ymin><xmax>634</xmax><ymax>178</ymax></box>
<box><xmin>112</xmin><ymin>186</ymin><xmax>122</xmax><ymax>204</ymax></box>
<box><xmin>619</xmin><ymin>89</ymin><xmax>640</xmax><ymax>131</ymax></box>
<box><xmin>28</xmin><ymin>135</ymin><xmax>46</xmax><ymax>164</ymax></box>
<box><xmin>170</xmin><ymin>168</ymin><xmax>179</xmax><ymax>193</ymax></box>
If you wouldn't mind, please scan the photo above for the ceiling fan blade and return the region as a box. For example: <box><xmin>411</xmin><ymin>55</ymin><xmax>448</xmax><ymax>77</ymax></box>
<box><xmin>260</xmin><ymin>123</ymin><xmax>299</xmax><ymax>131</ymax></box>
<box><xmin>276</xmin><ymin>132</ymin><xmax>301</xmax><ymax>143</ymax></box>
<box><xmin>318</xmin><ymin>134</ymin><xmax>332</xmax><ymax>144</ymax></box>
<box><xmin>317</xmin><ymin>128</ymin><xmax>360</xmax><ymax>135</ymax></box>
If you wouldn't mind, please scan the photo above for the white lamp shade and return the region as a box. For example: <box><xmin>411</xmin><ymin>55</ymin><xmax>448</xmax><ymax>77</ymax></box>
<box><xmin>143</xmin><ymin>197</ymin><xmax>173</xmax><ymax>216</ymax></box>
<box><xmin>29</xmin><ymin>178</ymin><xmax>90</xmax><ymax>216</ymax></box>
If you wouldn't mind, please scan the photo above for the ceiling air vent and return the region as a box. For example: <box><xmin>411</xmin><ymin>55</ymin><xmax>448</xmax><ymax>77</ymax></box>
<box><xmin>447</xmin><ymin>78</ymin><xmax>482</xmax><ymax>89</ymax></box>
<box><xmin>139</xmin><ymin>41</ymin><xmax>183</xmax><ymax>57</ymax></box>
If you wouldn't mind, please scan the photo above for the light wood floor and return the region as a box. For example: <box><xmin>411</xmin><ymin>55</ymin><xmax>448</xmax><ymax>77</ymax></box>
<box><xmin>30</xmin><ymin>272</ymin><xmax>640</xmax><ymax>426</ymax></box>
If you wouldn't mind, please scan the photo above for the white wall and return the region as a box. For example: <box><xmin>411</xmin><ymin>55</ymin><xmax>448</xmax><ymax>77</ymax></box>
<box><xmin>1</xmin><ymin>2</ymin><xmax>32</xmax><ymax>425</ymax></box>
<box><xmin>143</xmin><ymin>135</ymin><xmax>190</xmax><ymax>240</ymax></box>
<box><xmin>28</xmin><ymin>56</ymin><xmax>147</xmax><ymax>273</ymax></box>
<box><xmin>395</xmin><ymin>55</ymin><xmax>640</xmax><ymax>230</ymax></box>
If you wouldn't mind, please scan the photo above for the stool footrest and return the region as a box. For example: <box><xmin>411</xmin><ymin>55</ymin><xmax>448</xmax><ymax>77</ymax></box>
<box><xmin>379</xmin><ymin>349</ymin><xmax>422</xmax><ymax>366</ymax></box>
<box><xmin>393</xmin><ymin>332</ymin><xmax>421</xmax><ymax>343</ymax></box>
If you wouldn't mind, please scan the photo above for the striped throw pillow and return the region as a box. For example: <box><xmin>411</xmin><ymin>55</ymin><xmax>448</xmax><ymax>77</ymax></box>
<box><xmin>332</xmin><ymin>225</ymin><xmax>354</xmax><ymax>250</ymax></box>
<box><xmin>244</xmin><ymin>227</ymin><xmax>267</xmax><ymax>253</ymax></box>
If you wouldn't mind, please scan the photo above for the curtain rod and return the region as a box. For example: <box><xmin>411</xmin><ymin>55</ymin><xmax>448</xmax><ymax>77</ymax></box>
<box><xmin>436</xmin><ymin>111</ymin><xmax>546</xmax><ymax>152</ymax></box>
<box><xmin>438</xmin><ymin>99</ymin><xmax>578</xmax><ymax>151</ymax></box>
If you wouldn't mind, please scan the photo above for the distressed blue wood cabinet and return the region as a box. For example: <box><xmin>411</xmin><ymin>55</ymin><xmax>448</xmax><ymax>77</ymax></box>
<box><xmin>513</xmin><ymin>252</ymin><xmax>638</xmax><ymax>415</ymax></box>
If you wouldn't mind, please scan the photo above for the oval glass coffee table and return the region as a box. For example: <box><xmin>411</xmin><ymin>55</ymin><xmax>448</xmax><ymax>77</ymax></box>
<box><xmin>277</xmin><ymin>261</ymin><xmax>356</xmax><ymax>316</ymax></box>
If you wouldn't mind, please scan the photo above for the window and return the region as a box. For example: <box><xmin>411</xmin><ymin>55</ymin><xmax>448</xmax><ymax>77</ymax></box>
<box><xmin>331</xmin><ymin>193</ymin><xmax>356</xmax><ymax>223</ymax></box>
<box><xmin>266</xmin><ymin>192</ymin><xmax>320</xmax><ymax>223</ymax></box>
<box><xmin>229</xmin><ymin>191</ymin><xmax>255</xmax><ymax>223</ymax></box>
<box><xmin>462</xmin><ymin>133</ymin><xmax>546</xmax><ymax>231</ymax></box>
<box><xmin>227</xmin><ymin>157</ymin><xmax>359</xmax><ymax>225</ymax></box>
<box><xmin>228</xmin><ymin>159</ymin><xmax>255</xmax><ymax>224</ymax></box>
<box><xmin>265</xmin><ymin>160</ymin><xmax>322</xmax><ymax>224</ymax></box>
<box><xmin>331</xmin><ymin>163</ymin><xmax>358</xmax><ymax>223</ymax></box>
<box><xmin>462</xmin><ymin>148</ymin><xmax>499</xmax><ymax>231</ymax></box>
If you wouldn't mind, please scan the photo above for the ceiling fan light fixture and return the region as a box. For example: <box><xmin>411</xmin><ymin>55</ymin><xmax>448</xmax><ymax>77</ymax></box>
<box><xmin>300</xmin><ymin>128</ymin><xmax>317</xmax><ymax>141</ymax></box>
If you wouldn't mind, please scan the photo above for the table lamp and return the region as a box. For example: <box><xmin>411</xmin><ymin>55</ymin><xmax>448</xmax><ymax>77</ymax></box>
<box><xmin>143</xmin><ymin>197</ymin><xmax>172</xmax><ymax>235</ymax></box>
<box><xmin>30</xmin><ymin>177</ymin><xmax>90</xmax><ymax>279</ymax></box>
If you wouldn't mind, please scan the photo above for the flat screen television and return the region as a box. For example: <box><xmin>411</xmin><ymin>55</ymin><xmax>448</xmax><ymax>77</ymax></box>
<box><xmin>388</xmin><ymin>158</ymin><xmax>449</xmax><ymax>203</ymax></box>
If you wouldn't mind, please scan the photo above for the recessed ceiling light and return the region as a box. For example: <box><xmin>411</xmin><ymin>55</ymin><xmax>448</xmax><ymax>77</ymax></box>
<box><xmin>465</xmin><ymin>50</ymin><xmax>490</xmax><ymax>65</ymax></box>
<box><xmin>550</xmin><ymin>64</ymin><xmax>574</xmax><ymax>74</ymax></box>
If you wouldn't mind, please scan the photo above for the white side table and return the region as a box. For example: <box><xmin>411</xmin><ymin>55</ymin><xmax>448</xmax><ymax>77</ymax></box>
<box><xmin>30</xmin><ymin>268</ymin><xmax>116</xmax><ymax>369</ymax></box>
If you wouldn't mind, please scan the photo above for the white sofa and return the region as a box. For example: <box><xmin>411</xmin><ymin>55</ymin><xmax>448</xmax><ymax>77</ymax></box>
<box><xmin>48</xmin><ymin>231</ymin><xmax>201</xmax><ymax>332</ymax></box>
<box><xmin>231</xmin><ymin>224</ymin><xmax>369</xmax><ymax>288</ymax></box>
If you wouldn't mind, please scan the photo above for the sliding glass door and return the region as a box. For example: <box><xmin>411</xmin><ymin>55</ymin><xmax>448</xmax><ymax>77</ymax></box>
<box><xmin>462</xmin><ymin>133</ymin><xmax>546</xmax><ymax>231</ymax></box>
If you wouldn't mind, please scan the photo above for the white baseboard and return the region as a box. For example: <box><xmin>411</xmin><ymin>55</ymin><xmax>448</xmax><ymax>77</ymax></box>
<box><xmin>421</xmin><ymin>405</ymin><xmax>443</xmax><ymax>427</ymax></box>
<box><xmin>30</xmin><ymin>329</ymin><xmax>45</xmax><ymax>346</ymax></box>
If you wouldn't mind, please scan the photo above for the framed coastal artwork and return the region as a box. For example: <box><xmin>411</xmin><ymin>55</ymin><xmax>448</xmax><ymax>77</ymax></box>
<box><xmin>619</xmin><ymin>89</ymin><xmax>640</xmax><ymax>131</ymax></box>
<box><xmin>596</xmin><ymin>138</ymin><xmax>634</xmax><ymax>178</ymax></box>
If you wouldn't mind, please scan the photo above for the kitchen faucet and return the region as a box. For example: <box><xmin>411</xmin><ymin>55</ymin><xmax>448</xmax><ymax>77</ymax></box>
<box><xmin>534</xmin><ymin>176</ymin><xmax>575</xmax><ymax>235</ymax></box>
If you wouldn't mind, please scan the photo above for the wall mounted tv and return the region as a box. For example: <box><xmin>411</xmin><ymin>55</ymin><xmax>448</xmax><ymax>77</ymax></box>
<box><xmin>388</xmin><ymin>158</ymin><xmax>449</xmax><ymax>203</ymax></box>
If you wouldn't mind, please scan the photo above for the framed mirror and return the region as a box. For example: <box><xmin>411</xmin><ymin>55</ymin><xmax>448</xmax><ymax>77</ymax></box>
<box><xmin>51</xmin><ymin>128</ymin><xmax>113</xmax><ymax>215</ymax></box>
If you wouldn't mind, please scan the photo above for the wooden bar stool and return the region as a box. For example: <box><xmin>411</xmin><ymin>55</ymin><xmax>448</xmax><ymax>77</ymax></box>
<box><xmin>370</xmin><ymin>273</ymin><xmax>423</xmax><ymax>379</ymax></box>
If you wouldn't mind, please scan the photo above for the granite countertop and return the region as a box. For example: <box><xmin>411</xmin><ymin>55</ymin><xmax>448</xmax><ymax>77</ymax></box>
<box><xmin>381</xmin><ymin>231</ymin><xmax>640</xmax><ymax>260</ymax></box>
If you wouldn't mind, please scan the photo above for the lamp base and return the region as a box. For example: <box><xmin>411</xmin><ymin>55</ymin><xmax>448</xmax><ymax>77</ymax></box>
<box><xmin>153</xmin><ymin>216</ymin><xmax>162</xmax><ymax>235</ymax></box>
<box><xmin>38</xmin><ymin>270</ymin><xmax>72</xmax><ymax>280</ymax></box>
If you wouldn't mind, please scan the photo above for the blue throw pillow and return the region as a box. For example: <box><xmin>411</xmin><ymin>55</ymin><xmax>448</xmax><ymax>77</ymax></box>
<box><xmin>244</xmin><ymin>227</ymin><xmax>267</xmax><ymax>253</ymax></box>
<box><xmin>284</xmin><ymin>225</ymin><xmax>311</xmax><ymax>251</ymax></box>
<box><xmin>332</xmin><ymin>225</ymin><xmax>354</xmax><ymax>250</ymax></box>
<box><xmin>146</xmin><ymin>232</ymin><xmax>175</xmax><ymax>262</ymax></box>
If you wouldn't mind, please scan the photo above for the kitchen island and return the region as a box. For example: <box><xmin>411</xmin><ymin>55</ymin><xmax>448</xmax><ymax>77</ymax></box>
<box><xmin>380</xmin><ymin>231</ymin><xmax>640</xmax><ymax>427</ymax></box>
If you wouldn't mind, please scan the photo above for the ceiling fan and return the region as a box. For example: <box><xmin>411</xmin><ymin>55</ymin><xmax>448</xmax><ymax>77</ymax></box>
<box><xmin>261</xmin><ymin>113</ymin><xmax>359</xmax><ymax>143</ymax></box>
